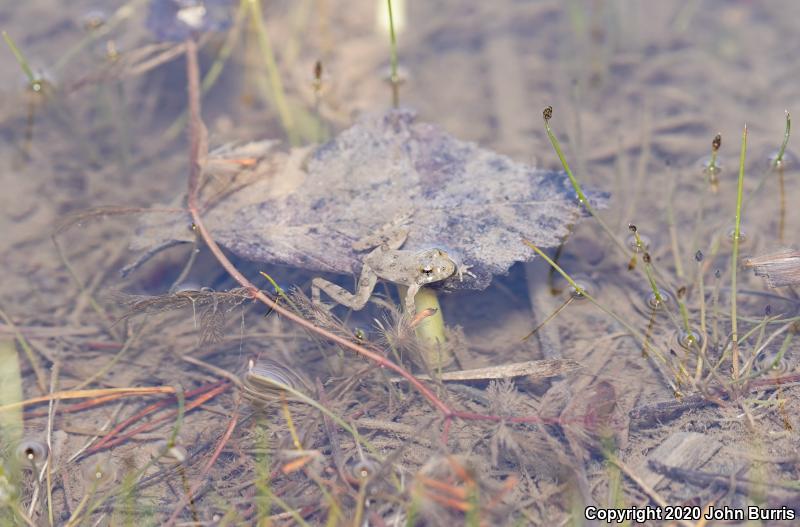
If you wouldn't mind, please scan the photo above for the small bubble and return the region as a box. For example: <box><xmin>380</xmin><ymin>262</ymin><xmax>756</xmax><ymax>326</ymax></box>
<box><xmin>81</xmin><ymin>10</ymin><xmax>107</xmax><ymax>31</ymax></box>
<box><xmin>695</xmin><ymin>250</ymin><xmax>704</xmax><ymax>262</ymax></box>
<box><xmin>626</xmin><ymin>233</ymin><xmax>650</xmax><ymax>253</ymax></box>
<box><xmin>555</xmin><ymin>274</ymin><xmax>594</xmax><ymax>301</ymax></box>
<box><xmin>15</xmin><ymin>439</ymin><xmax>48</xmax><ymax>467</ymax></box>
<box><xmin>697</xmin><ymin>155</ymin><xmax>722</xmax><ymax>176</ymax></box>
<box><xmin>714</xmin><ymin>269</ymin><xmax>721</xmax><ymax>279</ymax></box>
<box><xmin>677</xmin><ymin>330</ymin><xmax>701</xmax><ymax>350</ymax></box>
<box><xmin>646</xmin><ymin>289</ymin><xmax>673</xmax><ymax>310</ymax></box>
<box><xmin>82</xmin><ymin>460</ymin><xmax>117</xmax><ymax>485</ymax></box>
<box><xmin>726</xmin><ymin>228</ymin><xmax>747</xmax><ymax>245</ymax></box>
<box><xmin>570</xmin><ymin>280</ymin><xmax>592</xmax><ymax>300</ymax></box>
<box><xmin>155</xmin><ymin>440</ymin><xmax>188</xmax><ymax>466</ymax></box>
<box><xmin>350</xmin><ymin>459</ymin><xmax>378</xmax><ymax>481</ymax></box>
<box><xmin>382</xmin><ymin>64</ymin><xmax>409</xmax><ymax>86</ymax></box>
<box><xmin>767</xmin><ymin>149</ymin><xmax>796</xmax><ymax>171</ymax></box>
<box><xmin>755</xmin><ymin>353</ymin><xmax>789</xmax><ymax>375</ymax></box>
<box><xmin>765</xmin><ymin>304</ymin><xmax>773</xmax><ymax>316</ymax></box>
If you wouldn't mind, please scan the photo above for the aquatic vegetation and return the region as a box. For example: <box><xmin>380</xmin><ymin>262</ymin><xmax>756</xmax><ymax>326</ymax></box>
<box><xmin>5</xmin><ymin>1</ymin><xmax>800</xmax><ymax>524</ymax></box>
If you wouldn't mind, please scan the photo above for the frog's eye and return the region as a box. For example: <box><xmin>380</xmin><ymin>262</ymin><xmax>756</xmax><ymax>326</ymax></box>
<box><xmin>420</xmin><ymin>264</ymin><xmax>434</xmax><ymax>274</ymax></box>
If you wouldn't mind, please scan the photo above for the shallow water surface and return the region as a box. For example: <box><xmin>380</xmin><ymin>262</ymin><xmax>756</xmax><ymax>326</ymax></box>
<box><xmin>1</xmin><ymin>1</ymin><xmax>799</xmax><ymax>525</ymax></box>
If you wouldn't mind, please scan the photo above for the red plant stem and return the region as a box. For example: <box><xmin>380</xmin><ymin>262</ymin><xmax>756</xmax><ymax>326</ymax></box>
<box><xmin>182</xmin><ymin>38</ymin><xmax>452</xmax><ymax>418</ymax></box>
<box><xmin>86</xmin><ymin>381</ymin><xmax>229</xmax><ymax>454</ymax></box>
<box><xmin>86</xmin><ymin>381</ymin><xmax>222</xmax><ymax>452</ymax></box>
<box><xmin>164</xmin><ymin>405</ymin><xmax>239</xmax><ymax>527</ymax></box>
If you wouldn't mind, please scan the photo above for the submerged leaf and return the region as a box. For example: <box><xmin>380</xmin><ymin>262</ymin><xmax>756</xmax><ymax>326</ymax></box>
<box><xmin>128</xmin><ymin>109</ymin><xmax>607</xmax><ymax>290</ymax></box>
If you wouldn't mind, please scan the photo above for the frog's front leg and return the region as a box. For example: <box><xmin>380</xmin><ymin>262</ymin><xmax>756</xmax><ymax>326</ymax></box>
<box><xmin>312</xmin><ymin>265</ymin><xmax>379</xmax><ymax>311</ymax></box>
<box><xmin>402</xmin><ymin>282</ymin><xmax>421</xmax><ymax>314</ymax></box>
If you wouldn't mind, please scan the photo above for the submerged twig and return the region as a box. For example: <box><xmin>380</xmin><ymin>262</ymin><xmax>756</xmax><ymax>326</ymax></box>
<box><xmin>390</xmin><ymin>359</ymin><xmax>583</xmax><ymax>383</ymax></box>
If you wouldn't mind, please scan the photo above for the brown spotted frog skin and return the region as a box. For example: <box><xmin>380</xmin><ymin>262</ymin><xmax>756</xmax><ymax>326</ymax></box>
<box><xmin>311</xmin><ymin>220</ymin><xmax>472</xmax><ymax>314</ymax></box>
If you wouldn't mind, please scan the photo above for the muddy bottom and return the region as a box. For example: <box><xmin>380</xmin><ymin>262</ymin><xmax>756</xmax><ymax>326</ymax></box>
<box><xmin>1</xmin><ymin>1</ymin><xmax>799</xmax><ymax>525</ymax></box>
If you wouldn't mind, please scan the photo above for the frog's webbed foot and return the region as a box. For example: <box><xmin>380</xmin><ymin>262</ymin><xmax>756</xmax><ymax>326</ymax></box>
<box><xmin>456</xmin><ymin>263</ymin><xmax>476</xmax><ymax>282</ymax></box>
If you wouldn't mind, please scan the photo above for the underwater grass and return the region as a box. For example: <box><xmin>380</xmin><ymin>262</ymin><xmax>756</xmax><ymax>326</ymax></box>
<box><xmin>772</xmin><ymin>111</ymin><xmax>791</xmax><ymax>169</ymax></box>
<box><xmin>543</xmin><ymin>106</ymin><xmax>628</xmax><ymax>258</ymax></box>
<box><xmin>539</xmin><ymin>106</ymin><xmax>800</xmax><ymax>395</ymax></box>
<box><xmin>247</xmin><ymin>0</ymin><xmax>299</xmax><ymax>145</ymax></box>
<box><xmin>2</xmin><ymin>31</ymin><xmax>37</xmax><ymax>88</ymax></box>
<box><xmin>386</xmin><ymin>0</ymin><xmax>401</xmax><ymax>107</ymax></box>
<box><xmin>0</xmin><ymin>306</ymin><xmax>47</xmax><ymax>395</ymax></box>
<box><xmin>523</xmin><ymin>239</ymin><xmax>677</xmax><ymax>392</ymax></box>
<box><xmin>165</xmin><ymin>0</ymin><xmax>249</xmax><ymax>142</ymax></box>
<box><xmin>730</xmin><ymin>125</ymin><xmax>747</xmax><ymax>379</ymax></box>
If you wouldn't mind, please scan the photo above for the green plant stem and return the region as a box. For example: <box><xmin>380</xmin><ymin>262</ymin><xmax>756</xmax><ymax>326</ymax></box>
<box><xmin>523</xmin><ymin>239</ymin><xmax>678</xmax><ymax>394</ymax></box>
<box><xmin>665</xmin><ymin>176</ymin><xmax>684</xmax><ymax>278</ymax></box>
<box><xmin>731</xmin><ymin>125</ymin><xmax>747</xmax><ymax>379</ymax></box>
<box><xmin>0</xmin><ymin>307</ymin><xmax>47</xmax><ymax>394</ymax></box>
<box><xmin>387</xmin><ymin>0</ymin><xmax>400</xmax><ymax>107</ymax></box>
<box><xmin>543</xmin><ymin>110</ymin><xmax>631</xmax><ymax>259</ymax></box>
<box><xmin>695</xmin><ymin>261</ymin><xmax>706</xmax><ymax>381</ymax></box>
<box><xmin>398</xmin><ymin>286</ymin><xmax>452</xmax><ymax>370</ymax></box>
<box><xmin>259</xmin><ymin>271</ymin><xmax>301</xmax><ymax>313</ymax></box>
<box><xmin>247</xmin><ymin>0</ymin><xmax>298</xmax><ymax>145</ymax></box>
<box><xmin>387</xmin><ymin>0</ymin><xmax>399</xmax><ymax>81</ymax></box>
<box><xmin>774</xmin><ymin>111</ymin><xmax>791</xmax><ymax>168</ymax></box>
<box><xmin>2</xmin><ymin>31</ymin><xmax>36</xmax><ymax>84</ymax></box>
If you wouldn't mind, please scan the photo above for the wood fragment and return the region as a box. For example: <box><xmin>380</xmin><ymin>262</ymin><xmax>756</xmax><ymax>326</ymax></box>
<box><xmin>391</xmin><ymin>358</ymin><xmax>582</xmax><ymax>383</ymax></box>
<box><xmin>637</xmin><ymin>432</ymin><xmax>722</xmax><ymax>489</ymax></box>
<box><xmin>745</xmin><ymin>249</ymin><xmax>800</xmax><ymax>287</ymax></box>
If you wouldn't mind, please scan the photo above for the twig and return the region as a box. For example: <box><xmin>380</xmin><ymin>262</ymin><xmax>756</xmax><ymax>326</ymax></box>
<box><xmin>0</xmin><ymin>386</ymin><xmax>177</xmax><ymax>413</ymax></box>
<box><xmin>85</xmin><ymin>381</ymin><xmax>227</xmax><ymax>454</ymax></box>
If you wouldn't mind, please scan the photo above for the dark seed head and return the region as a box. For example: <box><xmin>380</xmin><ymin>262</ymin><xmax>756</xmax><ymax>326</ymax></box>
<box><xmin>712</xmin><ymin>133</ymin><xmax>722</xmax><ymax>152</ymax></box>
<box><xmin>543</xmin><ymin>106</ymin><xmax>553</xmax><ymax>121</ymax></box>
<box><xmin>628</xmin><ymin>224</ymin><xmax>637</xmax><ymax>232</ymax></box>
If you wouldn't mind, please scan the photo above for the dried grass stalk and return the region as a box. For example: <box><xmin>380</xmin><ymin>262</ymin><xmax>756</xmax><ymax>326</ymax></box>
<box><xmin>745</xmin><ymin>249</ymin><xmax>800</xmax><ymax>287</ymax></box>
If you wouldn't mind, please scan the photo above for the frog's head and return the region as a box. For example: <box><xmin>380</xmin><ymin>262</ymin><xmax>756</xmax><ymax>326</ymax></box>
<box><xmin>415</xmin><ymin>249</ymin><xmax>457</xmax><ymax>284</ymax></box>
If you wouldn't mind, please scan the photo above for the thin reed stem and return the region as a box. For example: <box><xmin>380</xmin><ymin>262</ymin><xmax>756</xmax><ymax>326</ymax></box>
<box><xmin>2</xmin><ymin>31</ymin><xmax>36</xmax><ymax>85</ymax></box>
<box><xmin>730</xmin><ymin>124</ymin><xmax>747</xmax><ymax>379</ymax></box>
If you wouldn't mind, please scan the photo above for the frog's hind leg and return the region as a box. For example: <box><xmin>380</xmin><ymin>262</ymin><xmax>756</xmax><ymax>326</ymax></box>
<box><xmin>352</xmin><ymin>214</ymin><xmax>411</xmax><ymax>251</ymax></box>
<box><xmin>311</xmin><ymin>267</ymin><xmax>379</xmax><ymax>311</ymax></box>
